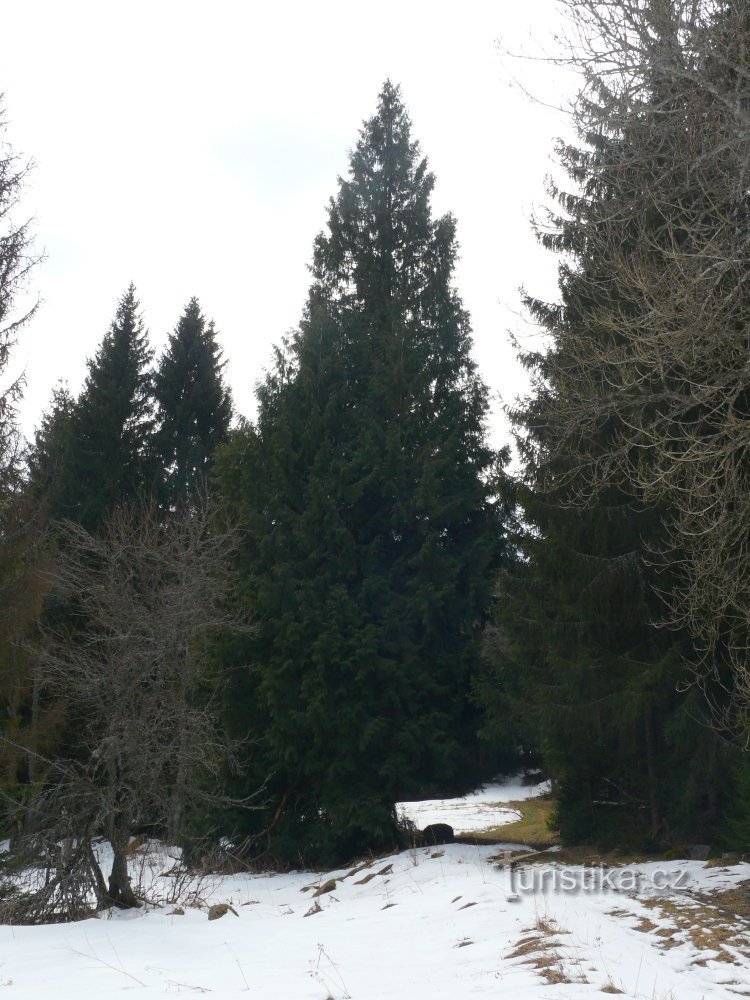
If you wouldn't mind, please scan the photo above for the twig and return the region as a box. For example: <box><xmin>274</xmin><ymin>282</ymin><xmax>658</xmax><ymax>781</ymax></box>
<box><xmin>69</xmin><ymin>946</ymin><xmax>147</xmax><ymax>987</ymax></box>
<box><xmin>225</xmin><ymin>943</ymin><xmax>251</xmax><ymax>991</ymax></box>
<box><xmin>165</xmin><ymin>979</ymin><xmax>212</xmax><ymax>993</ymax></box>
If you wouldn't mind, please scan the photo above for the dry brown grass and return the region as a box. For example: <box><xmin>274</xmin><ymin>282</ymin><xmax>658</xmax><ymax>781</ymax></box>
<box><xmin>533</xmin><ymin>954</ymin><xmax>570</xmax><ymax>984</ymax></box>
<box><xmin>475</xmin><ymin>797</ymin><xmax>558</xmax><ymax>847</ymax></box>
<box><xmin>126</xmin><ymin>834</ymin><xmax>149</xmax><ymax>856</ymax></box>
<box><xmin>312</xmin><ymin>878</ymin><xmax>337</xmax><ymax>897</ymax></box>
<box><xmin>534</xmin><ymin>913</ymin><xmax>567</xmax><ymax>935</ymax></box>
<box><xmin>506</xmin><ymin>913</ymin><xmax>581</xmax><ymax>986</ymax></box>
<box><xmin>491</xmin><ymin>845</ymin><xmax>663</xmax><ymax>869</ymax></box>
<box><xmin>507</xmin><ymin>935</ymin><xmax>547</xmax><ymax>959</ymax></box>
<box><xmin>705</xmin><ymin>854</ymin><xmax>741</xmax><ymax>868</ymax></box>
<box><xmin>701</xmin><ymin>880</ymin><xmax>750</xmax><ymax>921</ymax></box>
<box><xmin>353</xmin><ymin>872</ymin><xmax>377</xmax><ymax>886</ymax></box>
<box><xmin>635</xmin><ymin>895</ymin><xmax>750</xmax><ymax>964</ymax></box>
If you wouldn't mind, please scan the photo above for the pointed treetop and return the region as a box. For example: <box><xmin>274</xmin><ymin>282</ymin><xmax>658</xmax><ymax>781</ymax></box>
<box><xmin>84</xmin><ymin>283</ymin><xmax>152</xmax><ymax>392</ymax></box>
<box><xmin>41</xmin><ymin>286</ymin><xmax>155</xmax><ymax>532</ymax></box>
<box><xmin>311</xmin><ymin>80</ymin><xmax>444</xmax><ymax>316</ymax></box>
<box><xmin>154</xmin><ymin>297</ymin><xmax>232</xmax><ymax>508</ymax></box>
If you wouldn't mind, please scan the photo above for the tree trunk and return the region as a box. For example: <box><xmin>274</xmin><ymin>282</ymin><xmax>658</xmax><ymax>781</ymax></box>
<box><xmin>86</xmin><ymin>840</ymin><xmax>110</xmax><ymax>911</ymax></box>
<box><xmin>644</xmin><ymin>708</ymin><xmax>661</xmax><ymax>840</ymax></box>
<box><xmin>106</xmin><ymin>827</ymin><xmax>139</xmax><ymax>909</ymax></box>
<box><xmin>28</xmin><ymin>665</ymin><xmax>41</xmax><ymax>783</ymax></box>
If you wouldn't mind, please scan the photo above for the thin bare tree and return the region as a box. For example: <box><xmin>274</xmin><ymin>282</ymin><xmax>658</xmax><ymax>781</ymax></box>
<box><xmin>2</xmin><ymin>498</ymin><xmax>253</xmax><ymax>920</ymax></box>
<box><xmin>516</xmin><ymin>0</ymin><xmax>750</xmax><ymax>739</ymax></box>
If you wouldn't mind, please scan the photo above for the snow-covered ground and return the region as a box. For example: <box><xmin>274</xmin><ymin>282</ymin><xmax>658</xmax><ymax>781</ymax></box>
<box><xmin>397</xmin><ymin>773</ymin><xmax>551</xmax><ymax>833</ymax></box>
<box><xmin>2</xmin><ymin>778</ymin><xmax>749</xmax><ymax>999</ymax></box>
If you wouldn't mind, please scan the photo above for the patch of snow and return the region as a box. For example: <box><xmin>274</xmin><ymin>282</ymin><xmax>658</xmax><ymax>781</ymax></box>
<box><xmin>397</xmin><ymin>773</ymin><xmax>550</xmax><ymax>834</ymax></box>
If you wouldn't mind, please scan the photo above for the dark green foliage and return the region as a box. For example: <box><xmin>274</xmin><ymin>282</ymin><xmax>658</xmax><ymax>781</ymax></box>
<box><xmin>0</xmin><ymin>99</ymin><xmax>53</xmax><ymax>812</ymax></box>
<box><xmin>26</xmin><ymin>382</ymin><xmax>75</xmax><ymax>513</ymax></box>
<box><xmin>45</xmin><ymin>285</ymin><xmax>155</xmax><ymax>532</ymax></box>
<box><xmin>19</xmin><ymin>291</ymin><xmax>156</xmax><ymax>793</ymax></box>
<box><xmin>216</xmin><ymin>82</ymin><xmax>507</xmax><ymax>864</ymax></box>
<box><xmin>0</xmin><ymin>98</ymin><xmax>38</xmax><ymax>497</ymax></box>
<box><xmin>718</xmin><ymin>754</ymin><xmax>750</xmax><ymax>853</ymax></box>
<box><xmin>154</xmin><ymin>298</ymin><xmax>232</xmax><ymax>508</ymax></box>
<box><xmin>482</xmin><ymin>488</ymin><xmax>733</xmax><ymax>847</ymax></box>
<box><xmin>480</xmin><ymin>14</ymin><xmax>739</xmax><ymax>847</ymax></box>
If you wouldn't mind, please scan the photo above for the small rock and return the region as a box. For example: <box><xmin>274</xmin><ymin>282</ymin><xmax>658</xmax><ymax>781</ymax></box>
<box><xmin>208</xmin><ymin>902</ymin><xmax>238</xmax><ymax>920</ymax></box>
<box><xmin>168</xmin><ymin>906</ymin><xmax>185</xmax><ymax>916</ymax></box>
<box><xmin>313</xmin><ymin>878</ymin><xmax>338</xmax><ymax>898</ymax></box>
<box><xmin>304</xmin><ymin>900</ymin><xmax>322</xmax><ymax>917</ymax></box>
<box><xmin>422</xmin><ymin>823</ymin><xmax>455</xmax><ymax>846</ymax></box>
<box><xmin>689</xmin><ymin>844</ymin><xmax>711</xmax><ymax>861</ymax></box>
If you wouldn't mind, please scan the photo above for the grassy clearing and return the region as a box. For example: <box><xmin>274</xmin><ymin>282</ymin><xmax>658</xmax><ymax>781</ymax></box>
<box><xmin>473</xmin><ymin>796</ymin><xmax>558</xmax><ymax>847</ymax></box>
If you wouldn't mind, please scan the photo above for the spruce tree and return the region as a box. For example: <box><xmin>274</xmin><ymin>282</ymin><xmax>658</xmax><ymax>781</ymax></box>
<box><xmin>216</xmin><ymin>81</ymin><xmax>506</xmax><ymax>862</ymax></box>
<box><xmin>0</xmin><ymin>99</ymin><xmax>54</xmax><ymax>820</ymax></box>
<box><xmin>507</xmin><ymin>2</ymin><xmax>750</xmax><ymax>740</ymax></box>
<box><xmin>0</xmin><ymin>98</ymin><xmax>38</xmax><ymax>497</ymax></box>
<box><xmin>50</xmin><ymin>285</ymin><xmax>154</xmax><ymax>532</ymax></box>
<box><xmin>153</xmin><ymin>298</ymin><xmax>232</xmax><ymax>508</ymax></box>
<box><xmin>26</xmin><ymin>382</ymin><xmax>75</xmax><ymax>511</ymax></box>
<box><xmin>484</xmin><ymin>1</ymin><xmax>741</xmax><ymax>847</ymax></box>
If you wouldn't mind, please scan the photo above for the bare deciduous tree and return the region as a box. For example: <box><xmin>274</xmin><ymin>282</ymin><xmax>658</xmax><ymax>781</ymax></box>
<box><xmin>2</xmin><ymin>499</ymin><xmax>253</xmax><ymax>919</ymax></box>
<box><xmin>517</xmin><ymin>0</ymin><xmax>750</xmax><ymax>738</ymax></box>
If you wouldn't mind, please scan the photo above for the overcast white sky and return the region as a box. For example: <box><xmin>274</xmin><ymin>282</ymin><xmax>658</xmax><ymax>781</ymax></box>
<box><xmin>4</xmin><ymin>0</ymin><xmax>577</xmax><ymax>448</ymax></box>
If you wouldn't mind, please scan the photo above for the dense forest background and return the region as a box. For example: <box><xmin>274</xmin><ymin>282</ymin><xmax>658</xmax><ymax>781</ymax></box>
<box><xmin>2</xmin><ymin>0</ymin><xmax>750</xmax><ymax>919</ymax></box>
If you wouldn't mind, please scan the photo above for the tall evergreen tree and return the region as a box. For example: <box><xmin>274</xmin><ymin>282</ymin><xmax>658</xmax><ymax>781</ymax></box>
<box><xmin>49</xmin><ymin>285</ymin><xmax>154</xmax><ymax>532</ymax></box>
<box><xmin>15</xmin><ymin>292</ymin><xmax>155</xmax><ymax>816</ymax></box>
<box><xmin>26</xmin><ymin>382</ymin><xmax>75</xmax><ymax>511</ymax></box>
<box><xmin>483</xmin><ymin>0</ymin><xmax>742</xmax><ymax>847</ymax></box>
<box><xmin>0</xmin><ymin>97</ymin><xmax>38</xmax><ymax>497</ymax></box>
<box><xmin>153</xmin><ymin>298</ymin><xmax>232</xmax><ymax>508</ymax></box>
<box><xmin>216</xmin><ymin>82</ymin><xmax>507</xmax><ymax>863</ymax></box>
<box><xmin>0</xmin><ymin>98</ymin><xmax>56</xmax><ymax>826</ymax></box>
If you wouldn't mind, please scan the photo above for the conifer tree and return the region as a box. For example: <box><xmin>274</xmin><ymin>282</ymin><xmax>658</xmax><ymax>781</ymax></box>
<box><xmin>50</xmin><ymin>286</ymin><xmax>154</xmax><ymax>532</ymax></box>
<box><xmin>0</xmin><ymin>99</ymin><xmax>54</xmax><ymax>823</ymax></box>
<box><xmin>217</xmin><ymin>82</ymin><xmax>507</xmax><ymax>862</ymax></box>
<box><xmin>153</xmin><ymin>298</ymin><xmax>232</xmax><ymax>508</ymax></box>
<box><xmin>529</xmin><ymin>2</ymin><xmax>750</xmax><ymax>745</ymax></box>
<box><xmin>485</xmin><ymin>0</ymin><xmax>742</xmax><ymax>846</ymax></box>
<box><xmin>26</xmin><ymin>383</ymin><xmax>75</xmax><ymax>511</ymax></box>
<box><xmin>0</xmin><ymin>98</ymin><xmax>38</xmax><ymax>497</ymax></box>
<box><xmin>15</xmin><ymin>293</ymin><xmax>155</xmax><ymax>815</ymax></box>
